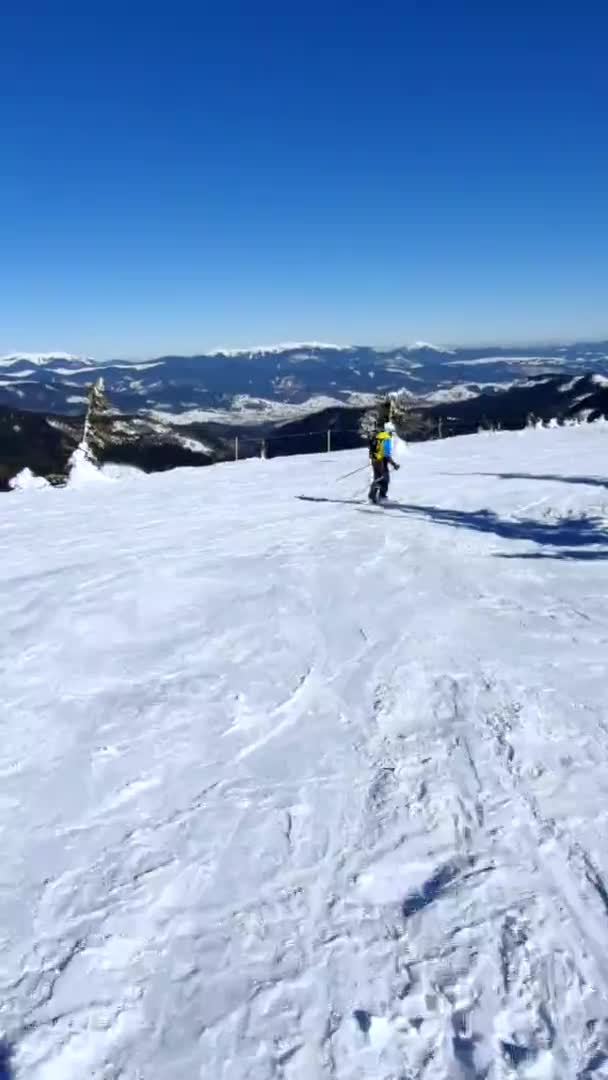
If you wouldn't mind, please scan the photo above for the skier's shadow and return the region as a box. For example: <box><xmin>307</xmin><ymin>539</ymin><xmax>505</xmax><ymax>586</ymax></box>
<box><xmin>444</xmin><ymin>471</ymin><xmax>608</xmax><ymax>491</ymax></box>
<box><xmin>297</xmin><ymin>494</ymin><xmax>608</xmax><ymax>559</ymax></box>
<box><xmin>0</xmin><ymin>1041</ymin><xmax>15</xmax><ymax>1080</ymax></box>
<box><xmin>370</xmin><ymin>502</ymin><xmax>608</xmax><ymax>560</ymax></box>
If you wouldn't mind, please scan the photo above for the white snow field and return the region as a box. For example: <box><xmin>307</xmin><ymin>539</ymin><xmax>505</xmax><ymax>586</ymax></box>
<box><xmin>2</xmin><ymin>424</ymin><xmax>608</xmax><ymax>1080</ymax></box>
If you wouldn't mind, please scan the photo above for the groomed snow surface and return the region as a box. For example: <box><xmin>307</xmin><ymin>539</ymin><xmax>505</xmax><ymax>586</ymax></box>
<box><xmin>2</xmin><ymin>425</ymin><xmax>608</xmax><ymax>1080</ymax></box>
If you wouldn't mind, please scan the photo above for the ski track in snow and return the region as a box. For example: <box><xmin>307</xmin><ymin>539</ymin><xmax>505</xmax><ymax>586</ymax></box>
<box><xmin>2</xmin><ymin>425</ymin><xmax>608</xmax><ymax>1078</ymax></box>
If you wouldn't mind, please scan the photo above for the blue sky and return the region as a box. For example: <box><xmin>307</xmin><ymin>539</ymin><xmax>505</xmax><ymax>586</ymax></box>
<box><xmin>1</xmin><ymin>6</ymin><xmax>607</xmax><ymax>357</ymax></box>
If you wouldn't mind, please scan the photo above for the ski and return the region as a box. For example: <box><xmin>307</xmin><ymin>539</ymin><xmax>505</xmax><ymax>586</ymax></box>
<box><xmin>297</xmin><ymin>495</ymin><xmax>367</xmax><ymax>506</ymax></box>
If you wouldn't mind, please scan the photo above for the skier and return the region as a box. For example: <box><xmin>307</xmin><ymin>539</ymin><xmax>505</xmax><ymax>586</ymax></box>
<box><xmin>368</xmin><ymin>421</ymin><xmax>400</xmax><ymax>504</ymax></box>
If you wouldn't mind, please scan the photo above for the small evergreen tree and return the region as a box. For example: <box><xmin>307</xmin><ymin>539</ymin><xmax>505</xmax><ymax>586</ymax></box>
<box><xmin>81</xmin><ymin>377</ymin><xmax>113</xmax><ymax>461</ymax></box>
<box><xmin>359</xmin><ymin>390</ymin><xmax>433</xmax><ymax>443</ymax></box>
<box><xmin>359</xmin><ymin>395</ymin><xmax>392</xmax><ymax>442</ymax></box>
<box><xmin>390</xmin><ymin>390</ymin><xmax>434</xmax><ymax>440</ymax></box>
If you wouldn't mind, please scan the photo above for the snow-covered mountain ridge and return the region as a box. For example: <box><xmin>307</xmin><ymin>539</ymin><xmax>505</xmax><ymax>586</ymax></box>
<box><xmin>1</xmin><ymin>340</ymin><xmax>607</xmax><ymax>417</ymax></box>
<box><xmin>0</xmin><ymin>352</ymin><xmax>87</xmax><ymax>367</ymax></box>
<box><xmin>0</xmin><ymin>342</ymin><xmax>448</xmax><ymax>367</ymax></box>
<box><xmin>2</xmin><ymin>424</ymin><xmax>608</xmax><ymax>1077</ymax></box>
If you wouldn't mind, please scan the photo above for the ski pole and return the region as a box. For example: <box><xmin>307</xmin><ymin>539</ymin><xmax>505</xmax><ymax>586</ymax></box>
<box><xmin>335</xmin><ymin>464</ymin><xmax>370</xmax><ymax>483</ymax></box>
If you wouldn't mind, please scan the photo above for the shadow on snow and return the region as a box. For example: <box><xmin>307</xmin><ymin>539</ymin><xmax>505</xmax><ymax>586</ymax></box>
<box><xmin>441</xmin><ymin>471</ymin><xmax>608</xmax><ymax>490</ymax></box>
<box><xmin>358</xmin><ymin>502</ymin><xmax>608</xmax><ymax>561</ymax></box>
<box><xmin>0</xmin><ymin>1041</ymin><xmax>15</xmax><ymax>1080</ymax></box>
<box><xmin>382</xmin><ymin>503</ymin><xmax>608</xmax><ymax>560</ymax></box>
<box><xmin>297</xmin><ymin>491</ymin><xmax>608</xmax><ymax>560</ymax></box>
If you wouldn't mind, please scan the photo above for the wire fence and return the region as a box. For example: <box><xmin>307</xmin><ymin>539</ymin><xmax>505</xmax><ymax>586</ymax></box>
<box><xmin>230</xmin><ymin>427</ymin><xmax>367</xmax><ymax>461</ymax></box>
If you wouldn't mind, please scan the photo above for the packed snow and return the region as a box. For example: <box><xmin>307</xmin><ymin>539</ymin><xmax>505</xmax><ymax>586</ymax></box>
<box><xmin>2</xmin><ymin>424</ymin><xmax>608</xmax><ymax>1079</ymax></box>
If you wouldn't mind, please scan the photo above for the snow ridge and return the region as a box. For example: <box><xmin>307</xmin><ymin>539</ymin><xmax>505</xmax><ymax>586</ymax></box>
<box><xmin>406</xmin><ymin>340</ymin><xmax>456</xmax><ymax>353</ymax></box>
<box><xmin>209</xmin><ymin>341</ymin><xmax>353</xmax><ymax>357</ymax></box>
<box><xmin>0</xmin><ymin>352</ymin><xmax>88</xmax><ymax>366</ymax></box>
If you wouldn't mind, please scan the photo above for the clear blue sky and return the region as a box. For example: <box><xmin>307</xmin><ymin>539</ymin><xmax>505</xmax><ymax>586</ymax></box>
<box><xmin>1</xmin><ymin>5</ymin><xmax>607</xmax><ymax>357</ymax></box>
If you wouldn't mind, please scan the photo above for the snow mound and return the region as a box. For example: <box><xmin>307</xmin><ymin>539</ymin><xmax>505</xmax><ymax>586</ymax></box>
<box><xmin>100</xmin><ymin>463</ymin><xmax>144</xmax><ymax>480</ymax></box>
<box><xmin>67</xmin><ymin>447</ymin><xmax>112</xmax><ymax>489</ymax></box>
<box><xmin>8</xmin><ymin>467</ymin><xmax>50</xmax><ymax>491</ymax></box>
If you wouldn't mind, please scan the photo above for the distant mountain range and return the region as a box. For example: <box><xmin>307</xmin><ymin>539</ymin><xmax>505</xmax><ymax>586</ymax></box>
<box><xmin>2</xmin><ymin>341</ymin><xmax>608</xmax><ymax>419</ymax></box>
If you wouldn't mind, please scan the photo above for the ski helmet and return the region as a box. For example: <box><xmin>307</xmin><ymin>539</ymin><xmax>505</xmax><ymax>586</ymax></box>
<box><xmin>385</xmin><ymin>421</ymin><xmax>396</xmax><ymax>433</ymax></box>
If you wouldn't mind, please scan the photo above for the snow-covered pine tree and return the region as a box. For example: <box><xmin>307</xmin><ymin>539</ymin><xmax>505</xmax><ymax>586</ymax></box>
<box><xmin>359</xmin><ymin>391</ymin><xmax>435</xmax><ymax>443</ymax></box>
<box><xmin>388</xmin><ymin>390</ymin><xmax>436</xmax><ymax>440</ymax></box>
<box><xmin>359</xmin><ymin>396</ymin><xmax>390</xmax><ymax>442</ymax></box>
<box><xmin>81</xmin><ymin>377</ymin><xmax>113</xmax><ymax>463</ymax></box>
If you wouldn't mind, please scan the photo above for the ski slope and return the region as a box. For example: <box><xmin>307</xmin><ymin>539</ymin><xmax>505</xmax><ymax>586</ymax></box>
<box><xmin>2</xmin><ymin>424</ymin><xmax>608</xmax><ymax>1080</ymax></box>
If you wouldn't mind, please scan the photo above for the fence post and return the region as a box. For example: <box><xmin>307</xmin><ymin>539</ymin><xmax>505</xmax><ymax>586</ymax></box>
<box><xmin>327</xmin><ymin>429</ymin><xmax>331</xmax><ymax>453</ymax></box>
<box><xmin>235</xmin><ymin>436</ymin><xmax>239</xmax><ymax>461</ymax></box>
